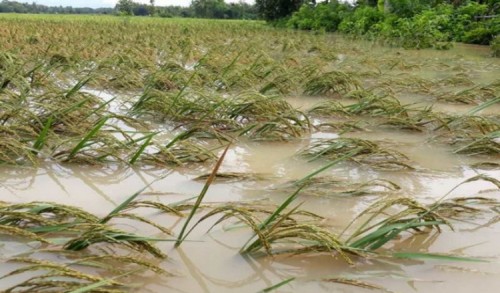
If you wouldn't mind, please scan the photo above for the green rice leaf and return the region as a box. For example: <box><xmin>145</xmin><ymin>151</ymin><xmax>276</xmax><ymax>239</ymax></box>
<box><xmin>392</xmin><ymin>252</ymin><xmax>488</xmax><ymax>263</ymax></box>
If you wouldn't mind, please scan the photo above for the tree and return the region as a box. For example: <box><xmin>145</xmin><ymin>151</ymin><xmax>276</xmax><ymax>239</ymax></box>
<box><xmin>149</xmin><ymin>0</ymin><xmax>156</xmax><ymax>16</ymax></box>
<box><xmin>255</xmin><ymin>0</ymin><xmax>305</xmax><ymax>21</ymax></box>
<box><xmin>133</xmin><ymin>4</ymin><xmax>149</xmax><ymax>16</ymax></box>
<box><xmin>116</xmin><ymin>0</ymin><xmax>134</xmax><ymax>16</ymax></box>
<box><xmin>191</xmin><ymin>0</ymin><xmax>227</xmax><ymax>18</ymax></box>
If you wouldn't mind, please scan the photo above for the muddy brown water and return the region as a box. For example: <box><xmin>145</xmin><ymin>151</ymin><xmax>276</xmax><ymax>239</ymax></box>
<box><xmin>1</xmin><ymin>42</ymin><xmax>499</xmax><ymax>292</ymax></box>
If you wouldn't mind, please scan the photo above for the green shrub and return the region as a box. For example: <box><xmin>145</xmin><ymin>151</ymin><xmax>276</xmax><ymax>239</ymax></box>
<box><xmin>387</xmin><ymin>0</ymin><xmax>430</xmax><ymax>18</ymax></box>
<box><xmin>338</xmin><ymin>6</ymin><xmax>385</xmax><ymax>36</ymax></box>
<box><xmin>286</xmin><ymin>1</ymin><xmax>499</xmax><ymax>49</ymax></box>
<box><xmin>492</xmin><ymin>35</ymin><xmax>500</xmax><ymax>57</ymax></box>
<box><xmin>463</xmin><ymin>26</ymin><xmax>494</xmax><ymax>45</ymax></box>
<box><xmin>288</xmin><ymin>2</ymin><xmax>351</xmax><ymax>32</ymax></box>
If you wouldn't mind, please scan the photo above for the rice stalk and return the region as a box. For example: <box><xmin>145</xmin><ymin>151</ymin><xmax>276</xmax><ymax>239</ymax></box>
<box><xmin>175</xmin><ymin>144</ymin><xmax>230</xmax><ymax>247</ymax></box>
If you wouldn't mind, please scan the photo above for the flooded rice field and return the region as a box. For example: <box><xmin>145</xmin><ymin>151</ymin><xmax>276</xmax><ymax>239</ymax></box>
<box><xmin>0</xmin><ymin>16</ymin><xmax>499</xmax><ymax>292</ymax></box>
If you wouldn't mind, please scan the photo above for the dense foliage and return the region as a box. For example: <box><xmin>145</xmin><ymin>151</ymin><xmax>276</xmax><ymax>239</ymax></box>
<box><xmin>255</xmin><ymin>0</ymin><xmax>306</xmax><ymax>21</ymax></box>
<box><xmin>493</xmin><ymin>35</ymin><xmax>500</xmax><ymax>57</ymax></box>
<box><xmin>287</xmin><ymin>0</ymin><xmax>499</xmax><ymax>50</ymax></box>
<box><xmin>116</xmin><ymin>0</ymin><xmax>258</xmax><ymax>19</ymax></box>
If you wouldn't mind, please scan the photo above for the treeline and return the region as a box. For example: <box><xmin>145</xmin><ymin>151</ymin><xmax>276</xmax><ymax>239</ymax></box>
<box><xmin>0</xmin><ymin>0</ymin><xmax>257</xmax><ymax>20</ymax></box>
<box><xmin>115</xmin><ymin>0</ymin><xmax>257</xmax><ymax>19</ymax></box>
<box><xmin>276</xmin><ymin>0</ymin><xmax>499</xmax><ymax>49</ymax></box>
<box><xmin>0</xmin><ymin>0</ymin><xmax>114</xmax><ymax>14</ymax></box>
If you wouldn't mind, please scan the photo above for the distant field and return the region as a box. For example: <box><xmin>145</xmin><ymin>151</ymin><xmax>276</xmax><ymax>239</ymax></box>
<box><xmin>1</xmin><ymin>15</ymin><xmax>499</xmax><ymax>293</ymax></box>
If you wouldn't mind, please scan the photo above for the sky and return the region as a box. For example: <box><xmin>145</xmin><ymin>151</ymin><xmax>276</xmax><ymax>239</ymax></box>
<box><xmin>31</xmin><ymin>0</ymin><xmax>254</xmax><ymax>9</ymax></box>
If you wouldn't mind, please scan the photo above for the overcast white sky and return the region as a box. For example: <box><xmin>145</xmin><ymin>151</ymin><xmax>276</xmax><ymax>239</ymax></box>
<box><xmin>31</xmin><ymin>1</ymin><xmax>254</xmax><ymax>8</ymax></box>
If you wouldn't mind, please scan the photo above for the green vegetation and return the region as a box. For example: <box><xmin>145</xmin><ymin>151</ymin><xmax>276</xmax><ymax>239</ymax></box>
<box><xmin>287</xmin><ymin>0</ymin><xmax>499</xmax><ymax>50</ymax></box>
<box><xmin>493</xmin><ymin>35</ymin><xmax>500</xmax><ymax>56</ymax></box>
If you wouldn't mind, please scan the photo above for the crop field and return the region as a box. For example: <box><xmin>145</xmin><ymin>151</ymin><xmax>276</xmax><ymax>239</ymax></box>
<box><xmin>0</xmin><ymin>14</ymin><xmax>499</xmax><ymax>292</ymax></box>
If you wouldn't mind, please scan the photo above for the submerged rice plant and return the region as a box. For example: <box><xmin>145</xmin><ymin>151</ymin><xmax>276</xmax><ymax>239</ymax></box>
<box><xmin>437</xmin><ymin>82</ymin><xmax>500</xmax><ymax>104</ymax></box>
<box><xmin>304</xmin><ymin>71</ymin><xmax>361</xmax><ymax>96</ymax></box>
<box><xmin>0</xmin><ymin>187</ymin><xmax>187</xmax><ymax>256</ymax></box>
<box><xmin>298</xmin><ymin>138</ymin><xmax>414</xmax><ymax>170</ymax></box>
<box><xmin>183</xmin><ymin>202</ymin><xmax>359</xmax><ymax>263</ymax></box>
<box><xmin>226</xmin><ymin>92</ymin><xmax>311</xmax><ymax>140</ymax></box>
<box><xmin>342</xmin><ymin>197</ymin><xmax>451</xmax><ymax>250</ymax></box>
<box><xmin>133</xmin><ymin>90</ymin><xmax>310</xmax><ymax>141</ymax></box>
<box><xmin>452</xmin><ymin>131</ymin><xmax>500</xmax><ymax>156</ymax></box>
<box><xmin>2</xmin><ymin>253</ymin><xmax>169</xmax><ymax>293</ymax></box>
<box><xmin>278</xmin><ymin>177</ymin><xmax>401</xmax><ymax>197</ymax></box>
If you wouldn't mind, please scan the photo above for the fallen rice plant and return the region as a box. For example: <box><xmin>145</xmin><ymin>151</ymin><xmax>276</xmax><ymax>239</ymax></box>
<box><xmin>304</xmin><ymin>71</ymin><xmax>361</xmax><ymax>96</ymax></box>
<box><xmin>0</xmin><ymin>189</ymin><xmax>184</xmax><ymax>291</ymax></box>
<box><xmin>452</xmin><ymin>131</ymin><xmax>500</xmax><ymax>156</ymax></box>
<box><xmin>172</xmin><ymin>175</ymin><xmax>499</xmax><ymax>266</ymax></box>
<box><xmin>342</xmin><ymin>197</ymin><xmax>451</xmax><ymax>250</ymax></box>
<box><xmin>194</xmin><ymin>172</ymin><xmax>269</xmax><ymax>182</ymax></box>
<box><xmin>0</xmin><ymin>188</ymin><xmax>187</xmax><ymax>256</ymax></box>
<box><xmin>437</xmin><ymin>82</ymin><xmax>500</xmax><ymax>104</ymax></box>
<box><xmin>133</xmin><ymin>90</ymin><xmax>310</xmax><ymax>141</ymax></box>
<box><xmin>278</xmin><ymin>177</ymin><xmax>401</xmax><ymax>197</ymax></box>
<box><xmin>1</xmin><ymin>253</ymin><xmax>170</xmax><ymax>293</ymax></box>
<box><xmin>298</xmin><ymin>138</ymin><xmax>414</xmax><ymax>170</ymax></box>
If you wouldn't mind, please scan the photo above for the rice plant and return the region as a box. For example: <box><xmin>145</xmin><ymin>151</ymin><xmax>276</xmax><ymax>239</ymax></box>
<box><xmin>344</xmin><ymin>93</ymin><xmax>411</xmax><ymax>118</ymax></box>
<box><xmin>278</xmin><ymin>177</ymin><xmax>401</xmax><ymax>197</ymax></box>
<box><xmin>226</xmin><ymin>92</ymin><xmax>311</xmax><ymax>140</ymax></box>
<box><xmin>437</xmin><ymin>82</ymin><xmax>500</xmax><ymax>104</ymax></box>
<box><xmin>342</xmin><ymin>197</ymin><xmax>451</xmax><ymax>250</ymax></box>
<box><xmin>452</xmin><ymin>131</ymin><xmax>500</xmax><ymax>156</ymax></box>
<box><xmin>0</xmin><ymin>186</ymin><xmax>187</xmax><ymax>256</ymax></box>
<box><xmin>304</xmin><ymin>71</ymin><xmax>361</xmax><ymax>96</ymax></box>
<box><xmin>298</xmin><ymin>138</ymin><xmax>414</xmax><ymax>170</ymax></box>
<box><xmin>2</xmin><ymin>253</ymin><xmax>169</xmax><ymax>293</ymax></box>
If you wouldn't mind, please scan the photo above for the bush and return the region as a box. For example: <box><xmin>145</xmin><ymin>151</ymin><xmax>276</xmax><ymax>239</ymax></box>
<box><xmin>288</xmin><ymin>2</ymin><xmax>351</xmax><ymax>32</ymax></box>
<box><xmin>387</xmin><ymin>0</ymin><xmax>430</xmax><ymax>18</ymax></box>
<box><xmin>492</xmin><ymin>35</ymin><xmax>500</xmax><ymax>57</ymax></box>
<box><xmin>286</xmin><ymin>0</ymin><xmax>499</xmax><ymax>50</ymax></box>
<box><xmin>338</xmin><ymin>6</ymin><xmax>385</xmax><ymax>36</ymax></box>
<box><xmin>463</xmin><ymin>26</ymin><xmax>494</xmax><ymax>45</ymax></box>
